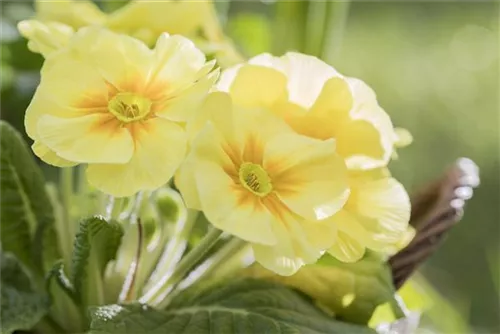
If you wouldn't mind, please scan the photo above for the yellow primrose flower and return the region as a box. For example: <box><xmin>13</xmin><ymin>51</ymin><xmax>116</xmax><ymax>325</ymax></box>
<box><xmin>105</xmin><ymin>0</ymin><xmax>221</xmax><ymax>46</ymax></box>
<box><xmin>175</xmin><ymin>92</ymin><xmax>350</xmax><ymax>275</ymax></box>
<box><xmin>20</xmin><ymin>0</ymin><xmax>243</xmax><ymax>68</ymax></box>
<box><xmin>35</xmin><ymin>0</ymin><xmax>106</xmax><ymax>28</ymax></box>
<box><xmin>216</xmin><ymin>52</ymin><xmax>411</xmax><ymax>261</ymax></box>
<box><xmin>25</xmin><ymin>27</ymin><xmax>218</xmax><ymax>197</ymax></box>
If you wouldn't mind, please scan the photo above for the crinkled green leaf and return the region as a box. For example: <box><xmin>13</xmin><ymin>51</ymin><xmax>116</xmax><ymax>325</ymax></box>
<box><xmin>71</xmin><ymin>216</ymin><xmax>124</xmax><ymax>307</ymax></box>
<box><xmin>243</xmin><ymin>252</ymin><xmax>397</xmax><ymax>325</ymax></box>
<box><xmin>0</xmin><ymin>121</ymin><xmax>58</xmax><ymax>274</ymax></box>
<box><xmin>0</xmin><ymin>252</ymin><xmax>50</xmax><ymax>334</ymax></box>
<box><xmin>89</xmin><ymin>279</ymin><xmax>375</xmax><ymax>334</ymax></box>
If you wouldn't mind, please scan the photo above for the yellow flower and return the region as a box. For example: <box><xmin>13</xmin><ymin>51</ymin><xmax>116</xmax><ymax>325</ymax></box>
<box><xmin>175</xmin><ymin>92</ymin><xmax>350</xmax><ymax>275</ymax></box>
<box><xmin>105</xmin><ymin>0</ymin><xmax>221</xmax><ymax>46</ymax></box>
<box><xmin>25</xmin><ymin>27</ymin><xmax>218</xmax><ymax>197</ymax></box>
<box><xmin>19</xmin><ymin>0</ymin><xmax>242</xmax><ymax>68</ymax></box>
<box><xmin>35</xmin><ymin>0</ymin><xmax>106</xmax><ymax>28</ymax></box>
<box><xmin>216</xmin><ymin>52</ymin><xmax>411</xmax><ymax>261</ymax></box>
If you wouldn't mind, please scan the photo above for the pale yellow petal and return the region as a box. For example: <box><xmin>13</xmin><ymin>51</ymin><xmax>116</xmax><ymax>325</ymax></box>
<box><xmin>39</xmin><ymin>49</ymin><xmax>109</xmax><ymax>109</ymax></box>
<box><xmin>86</xmin><ymin>118</ymin><xmax>186</xmax><ymax>197</ymax></box>
<box><xmin>335</xmin><ymin>115</ymin><xmax>391</xmax><ymax>170</ymax></box>
<box><xmin>350</xmin><ymin>173</ymin><xmax>411</xmax><ymax>239</ymax></box>
<box><xmin>106</xmin><ymin>0</ymin><xmax>210</xmax><ymax>38</ymax></box>
<box><xmin>215</xmin><ymin>64</ymin><xmax>241</xmax><ymax>92</ymax></box>
<box><xmin>32</xmin><ymin>142</ymin><xmax>78</xmax><ymax>167</ymax></box>
<box><xmin>174</xmin><ymin>153</ymin><xmax>202</xmax><ymax>210</ymax></box>
<box><xmin>155</xmin><ymin>69</ymin><xmax>219</xmax><ymax>123</ymax></box>
<box><xmin>338</xmin><ymin>78</ymin><xmax>395</xmax><ymax>169</ymax></box>
<box><xmin>328</xmin><ymin>230</ymin><xmax>366</xmax><ymax>263</ymax></box>
<box><xmin>37</xmin><ymin>114</ymin><xmax>134</xmax><ymax>164</ymax></box>
<box><xmin>303</xmin><ymin>76</ymin><xmax>353</xmax><ymax>139</ymax></box>
<box><xmin>280</xmin><ymin>52</ymin><xmax>339</xmax><ymax>108</ymax></box>
<box><xmin>36</xmin><ymin>0</ymin><xmax>106</xmax><ymax>28</ymax></box>
<box><xmin>264</xmin><ymin>134</ymin><xmax>349</xmax><ymax>221</ymax></box>
<box><xmin>24</xmin><ymin>88</ymin><xmax>91</xmax><ymax>140</ymax></box>
<box><xmin>69</xmin><ymin>27</ymin><xmax>152</xmax><ymax>91</ymax></box>
<box><xmin>233</xmin><ymin>107</ymin><xmax>292</xmax><ymax>159</ymax></box>
<box><xmin>248</xmin><ymin>53</ymin><xmax>286</xmax><ymax>70</ymax></box>
<box><xmin>17</xmin><ymin>20</ymin><xmax>74</xmax><ymax>57</ymax></box>
<box><xmin>227</xmin><ymin>64</ymin><xmax>288</xmax><ymax>108</ymax></box>
<box><xmin>176</xmin><ymin>119</ymin><xmax>235</xmax><ymax>210</ymax></box>
<box><xmin>196</xmin><ymin>161</ymin><xmax>276</xmax><ymax>245</ymax></box>
<box><xmin>251</xmin><ymin>208</ymin><xmax>323</xmax><ymax>276</ymax></box>
<box><xmin>186</xmin><ymin>91</ymin><xmax>233</xmax><ymax>143</ymax></box>
<box><xmin>325</xmin><ymin>209</ymin><xmax>386</xmax><ymax>252</ymax></box>
<box><xmin>149</xmin><ymin>34</ymin><xmax>208</xmax><ymax>93</ymax></box>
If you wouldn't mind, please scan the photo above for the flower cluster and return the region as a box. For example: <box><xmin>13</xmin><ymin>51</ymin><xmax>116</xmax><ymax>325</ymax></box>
<box><xmin>20</xmin><ymin>4</ymin><xmax>412</xmax><ymax>275</ymax></box>
<box><xmin>18</xmin><ymin>0</ymin><xmax>243</xmax><ymax>66</ymax></box>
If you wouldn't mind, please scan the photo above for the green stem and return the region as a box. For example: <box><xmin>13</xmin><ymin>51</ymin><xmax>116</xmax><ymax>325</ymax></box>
<box><xmin>59</xmin><ymin>168</ymin><xmax>74</xmax><ymax>266</ymax></box>
<box><xmin>273</xmin><ymin>1</ymin><xmax>308</xmax><ymax>54</ymax></box>
<box><xmin>142</xmin><ymin>209</ymin><xmax>198</xmax><ymax>295</ymax></box>
<box><xmin>176</xmin><ymin>237</ymin><xmax>247</xmax><ymax>293</ymax></box>
<box><xmin>305</xmin><ymin>1</ymin><xmax>328</xmax><ymax>56</ymax></box>
<box><xmin>390</xmin><ymin>294</ymin><xmax>409</xmax><ymax>319</ymax></box>
<box><xmin>321</xmin><ymin>0</ymin><xmax>351</xmax><ymax>64</ymax></box>
<box><xmin>140</xmin><ymin>227</ymin><xmax>223</xmax><ymax>306</ymax></box>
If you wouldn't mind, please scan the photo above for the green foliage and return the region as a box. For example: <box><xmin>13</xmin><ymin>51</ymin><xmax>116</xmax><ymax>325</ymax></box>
<box><xmin>0</xmin><ymin>121</ymin><xmax>58</xmax><ymax>276</ymax></box>
<box><xmin>227</xmin><ymin>13</ymin><xmax>271</xmax><ymax>56</ymax></box>
<box><xmin>71</xmin><ymin>216</ymin><xmax>124</xmax><ymax>307</ymax></box>
<box><xmin>89</xmin><ymin>279</ymin><xmax>375</xmax><ymax>334</ymax></box>
<box><xmin>0</xmin><ymin>252</ymin><xmax>50</xmax><ymax>334</ymax></box>
<box><xmin>243</xmin><ymin>252</ymin><xmax>397</xmax><ymax>325</ymax></box>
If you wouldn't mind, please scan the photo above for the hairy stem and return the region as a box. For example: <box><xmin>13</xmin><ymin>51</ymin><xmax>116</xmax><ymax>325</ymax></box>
<box><xmin>140</xmin><ymin>227</ymin><xmax>223</xmax><ymax>306</ymax></box>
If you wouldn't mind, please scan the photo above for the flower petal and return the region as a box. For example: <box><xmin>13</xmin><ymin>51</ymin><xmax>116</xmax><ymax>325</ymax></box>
<box><xmin>155</xmin><ymin>68</ymin><xmax>219</xmax><ymax>123</ymax></box>
<box><xmin>17</xmin><ymin>20</ymin><xmax>74</xmax><ymax>57</ymax></box>
<box><xmin>264</xmin><ymin>134</ymin><xmax>349</xmax><ymax>221</ymax></box>
<box><xmin>328</xmin><ymin>230</ymin><xmax>365</xmax><ymax>263</ymax></box>
<box><xmin>186</xmin><ymin>91</ymin><xmax>234</xmax><ymax>143</ymax></box>
<box><xmin>336</xmin><ymin>107</ymin><xmax>394</xmax><ymax>170</ymax></box>
<box><xmin>69</xmin><ymin>27</ymin><xmax>152</xmax><ymax>91</ymax></box>
<box><xmin>37</xmin><ymin>113</ymin><xmax>134</xmax><ymax>164</ymax></box>
<box><xmin>278</xmin><ymin>52</ymin><xmax>339</xmax><ymax>109</ymax></box>
<box><xmin>24</xmin><ymin>88</ymin><xmax>91</xmax><ymax>140</ymax></box>
<box><xmin>337</xmin><ymin>78</ymin><xmax>395</xmax><ymax>169</ymax></box>
<box><xmin>251</xmin><ymin>207</ymin><xmax>323</xmax><ymax>276</ymax></box>
<box><xmin>350</xmin><ymin>171</ymin><xmax>411</xmax><ymax>239</ymax></box>
<box><xmin>86</xmin><ymin>118</ymin><xmax>186</xmax><ymax>197</ymax></box>
<box><xmin>149</xmin><ymin>34</ymin><xmax>208</xmax><ymax>93</ymax></box>
<box><xmin>226</xmin><ymin>64</ymin><xmax>288</xmax><ymax>108</ymax></box>
<box><xmin>32</xmin><ymin>141</ymin><xmax>78</xmax><ymax>167</ymax></box>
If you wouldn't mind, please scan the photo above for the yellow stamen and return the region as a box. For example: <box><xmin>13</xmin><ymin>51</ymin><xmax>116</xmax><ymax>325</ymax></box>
<box><xmin>239</xmin><ymin>162</ymin><xmax>273</xmax><ymax>197</ymax></box>
<box><xmin>108</xmin><ymin>92</ymin><xmax>152</xmax><ymax>123</ymax></box>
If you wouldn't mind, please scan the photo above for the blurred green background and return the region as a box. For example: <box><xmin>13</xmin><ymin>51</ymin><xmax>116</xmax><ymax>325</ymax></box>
<box><xmin>1</xmin><ymin>1</ymin><xmax>498</xmax><ymax>333</ymax></box>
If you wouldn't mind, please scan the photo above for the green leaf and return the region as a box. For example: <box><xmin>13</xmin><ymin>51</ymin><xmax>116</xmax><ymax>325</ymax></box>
<box><xmin>243</xmin><ymin>252</ymin><xmax>397</xmax><ymax>325</ymax></box>
<box><xmin>70</xmin><ymin>216</ymin><xmax>124</xmax><ymax>307</ymax></box>
<box><xmin>89</xmin><ymin>279</ymin><xmax>375</xmax><ymax>334</ymax></box>
<box><xmin>0</xmin><ymin>121</ymin><xmax>58</xmax><ymax>274</ymax></box>
<box><xmin>0</xmin><ymin>252</ymin><xmax>50</xmax><ymax>334</ymax></box>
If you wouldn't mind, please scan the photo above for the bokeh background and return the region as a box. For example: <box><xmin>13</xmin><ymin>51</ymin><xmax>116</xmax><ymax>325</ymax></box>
<box><xmin>1</xmin><ymin>1</ymin><xmax>498</xmax><ymax>333</ymax></box>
